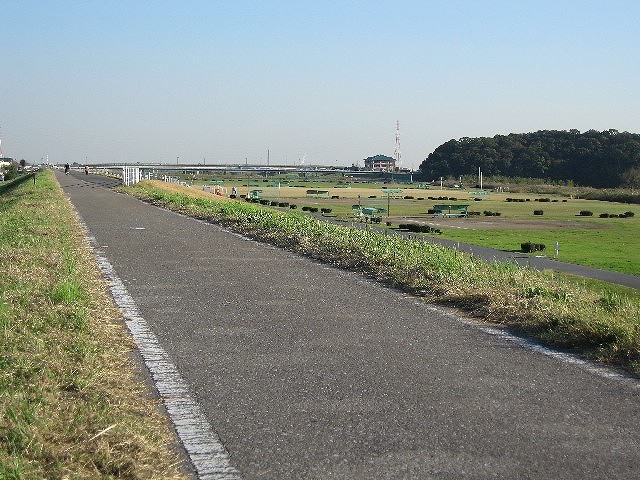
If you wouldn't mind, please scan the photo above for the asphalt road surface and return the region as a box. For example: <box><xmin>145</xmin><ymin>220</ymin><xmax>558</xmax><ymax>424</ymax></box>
<box><xmin>57</xmin><ymin>171</ymin><xmax>639</xmax><ymax>479</ymax></box>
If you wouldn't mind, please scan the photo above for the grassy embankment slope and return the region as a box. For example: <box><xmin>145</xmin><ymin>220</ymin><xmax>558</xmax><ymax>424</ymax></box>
<box><xmin>123</xmin><ymin>180</ymin><xmax>640</xmax><ymax>375</ymax></box>
<box><xmin>0</xmin><ymin>171</ymin><xmax>187</xmax><ymax>478</ymax></box>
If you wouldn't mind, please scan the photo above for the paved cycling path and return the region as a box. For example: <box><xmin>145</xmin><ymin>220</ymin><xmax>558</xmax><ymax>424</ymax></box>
<box><xmin>58</xmin><ymin>172</ymin><xmax>639</xmax><ymax>480</ymax></box>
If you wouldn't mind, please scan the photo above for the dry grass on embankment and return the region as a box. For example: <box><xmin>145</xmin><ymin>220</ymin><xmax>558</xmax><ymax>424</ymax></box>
<box><xmin>123</xmin><ymin>180</ymin><xmax>640</xmax><ymax>376</ymax></box>
<box><xmin>0</xmin><ymin>171</ymin><xmax>189</xmax><ymax>479</ymax></box>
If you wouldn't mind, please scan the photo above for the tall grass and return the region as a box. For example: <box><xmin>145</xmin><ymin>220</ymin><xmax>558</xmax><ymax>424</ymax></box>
<box><xmin>0</xmin><ymin>172</ymin><xmax>187</xmax><ymax>478</ymax></box>
<box><xmin>125</xmin><ymin>181</ymin><xmax>640</xmax><ymax>375</ymax></box>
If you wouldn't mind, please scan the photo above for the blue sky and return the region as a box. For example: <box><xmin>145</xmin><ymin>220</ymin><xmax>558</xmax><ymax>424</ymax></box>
<box><xmin>2</xmin><ymin>0</ymin><xmax>639</xmax><ymax>169</ymax></box>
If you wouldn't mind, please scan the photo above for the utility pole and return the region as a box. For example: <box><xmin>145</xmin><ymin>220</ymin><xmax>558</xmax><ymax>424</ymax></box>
<box><xmin>393</xmin><ymin>120</ymin><xmax>402</xmax><ymax>170</ymax></box>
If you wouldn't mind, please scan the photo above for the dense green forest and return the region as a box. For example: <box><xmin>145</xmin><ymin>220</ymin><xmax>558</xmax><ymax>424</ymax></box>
<box><xmin>419</xmin><ymin>129</ymin><xmax>640</xmax><ymax>188</ymax></box>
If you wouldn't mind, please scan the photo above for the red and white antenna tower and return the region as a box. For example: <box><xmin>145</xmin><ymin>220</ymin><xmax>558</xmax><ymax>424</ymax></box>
<box><xmin>393</xmin><ymin>120</ymin><xmax>402</xmax><ymax>169</ymax></box>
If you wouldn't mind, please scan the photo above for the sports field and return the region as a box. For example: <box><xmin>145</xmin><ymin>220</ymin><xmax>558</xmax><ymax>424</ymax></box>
<box><xmin>189</xmin><ymin>181</ymin><xmax>639</xmax><ymax>276</ymax></box>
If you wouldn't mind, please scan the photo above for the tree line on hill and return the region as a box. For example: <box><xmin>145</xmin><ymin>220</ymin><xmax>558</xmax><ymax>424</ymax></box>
<box><xmin>418</xmin><ymin>129</ymin><xmax>640</xmax><ymax>188</ymax></box>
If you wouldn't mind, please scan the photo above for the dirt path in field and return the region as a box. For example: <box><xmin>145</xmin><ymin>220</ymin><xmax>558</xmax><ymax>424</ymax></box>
<box><xmin>399</xmin><ymin>215</ymin><xmax>605</xmax><ymax>231</ymax></box>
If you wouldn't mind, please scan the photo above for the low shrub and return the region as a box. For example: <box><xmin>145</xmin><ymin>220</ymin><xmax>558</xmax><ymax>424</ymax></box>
<box><xmin>404</xmin><ymin>195</ymin><xmax>414</xmax><ymax>199</ymax></box>
<box><xmin>398</xmin><ymin>223</ymin><xmax>442</xmax><ymax>234</ymax></box>
<box><xmin>259</xmin><ymin>199</ymin><xmax>270</xmax><ymax>205</ymax></box>
<box><xmin>483</xmin><ymin>211</ymin><xmax>501</xmax><ymax>216</ymax></box>
<box><xmin>289</xmin><ymin>204</ymin><xmax>297</xmax><ymax>209</ymax></box>
<box><xmin>623</xmin><ymin>211</ymin><xmax>635</xmax><ymax>217</ymax></box>
<box><xmin>321</xmin><ymin>208</ymin><xmax>332</xmax><ymax>214</ymax></box>
<box><xmin>521</xmin><ymin>241</ymin><xmax>546</xmax><ymax>253</ymax></box>
<box><xmin>278</xmin><ymin>202</ymin><xmax>289</xmax><ymax>207</ymax></box>
<box><xmin>534</xmin><ymin>210</ymin><xmax>544</xmax><ymax>215</ymax></box>
<box><xmin>579</xmin><ymin>210</ymin><xmax>593</xmax><ymax>216</ymax></box>
<box><xmin>600</xmin><ymin>213</ymin><xmax>610</xmax><ymax>218</ymax></box>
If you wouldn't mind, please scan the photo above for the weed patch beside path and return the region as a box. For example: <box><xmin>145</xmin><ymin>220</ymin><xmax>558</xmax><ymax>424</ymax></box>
<box><xmin>124</xmin><ymin>180</ymin><xmax>640</xmax><ymax>376</ymax></box>
<box><xmin>0</xmin><ymin>172</ymin><xmax>188</xmax><ymax>478</ymax></box>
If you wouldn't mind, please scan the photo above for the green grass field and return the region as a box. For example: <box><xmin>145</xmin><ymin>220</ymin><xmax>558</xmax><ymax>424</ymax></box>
<box><xmin>438</xmin><ymin>224</ymin><xmax>639</xmax><ymax>275</ymax></box>
<box><xmin>196</xmin><ymin>181</ymin><xmax>639</xmax><ymax>276</ymax></box>
<box><xmin>429</xmin><ymin>196</ymin><xmax>639</xmax><ymax>276</ymax></box>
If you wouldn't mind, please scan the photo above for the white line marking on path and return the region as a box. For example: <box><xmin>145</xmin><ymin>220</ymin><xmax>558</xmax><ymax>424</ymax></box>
<box><xmin>475</xmin><ymin>324</ymin><xmax>640</xmax><ymax>387</ymax></box>
<box><xmin>84</xmin><ymin>233</ymin><xmax>242</xmax><ymax>480</ymax></box>
<box><xmin>420</xmin><ymin>304</ymin><xmax>640</xmax><ymax>389</ymax></box>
